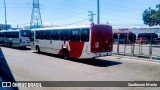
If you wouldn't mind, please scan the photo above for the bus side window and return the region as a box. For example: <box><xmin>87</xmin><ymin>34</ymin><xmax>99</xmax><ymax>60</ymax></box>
<box><xmin>4</xmin><ymin>32</ymin><xmax>7</xmax><ymax>37</ymax></box>
<box><xmin>10</xmin><ymin>32</ymin><xmax>13</xmax><ymax>38</ymax></box>
<box><xmin>60</xmin><ymin>29</ymin><xmax>69</xmax><ymax>41</ymax></box>
<box><xmin>0</xmin><ymin>32</ymin><xmax>2</xmax><ymax>37</ymax></box>
<box><xmin>52</xmin><ymin>30</ymin><xmax>60</xmax><ymax>40</ymax></box>
<box><xmin>6</xmin><ymin>32</ymin><xmax>8</xmax><ymax>38</ymax></box>
<box><xmin>15</xmin><ymin>32</ymin><xmax>19</xmax><ymax>38</ymax></box>
<box><xmin>8</xmin><ymin>32</ymin><xmax>12</xmax><ymax>38</ymax></box>
<box><xmin>8</xmin><ymin>32</ymin><xmax>11</xmax><ymax>38</ymax></box>
<box><xmin>0</xmin><ymin>32</ymin><xmax>4</xmax><ymax>37</ymax></box>
<box><xmin>44</xmin><ymin>30</ymin><xmax>51</xmax><ymax>40</ymax></box>
<box><xmin>39</xmin><ymin>31</ymin><xmax>44</xmax><ymax>39</ymax></box>
<box><xmin>81</xmin><ymin>28</ymin><xmax>89</xmax><ymax>42</ymax></box>
<box><xmin>3</xmin><ymin>32</ymin><xmax>6</xmax><ymax>37</ymax></box>
<box><xmin>12</xmin><ymin>32</ymin><xmax>15</xmax><ymax>38</ymax></box>
<box><xmin>70</xmin><ymin>29</ymin><xmax>80</xmax><ymax>42</ymax></box>
<box><xmin>36</xmin><ymin>31</ymin><xmax>39</xmax><ymax>39</ymax></box>
<box><xmin>7</xmin><ymin>32</ymin><xmax>11</xmax><ymax>38</ymax></box>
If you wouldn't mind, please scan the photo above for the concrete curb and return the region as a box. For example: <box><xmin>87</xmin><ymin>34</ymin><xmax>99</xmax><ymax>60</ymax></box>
<box><xmin>112</xmin><ymin>54</ymin><xmax>160</xmax><ymax>63</ymax></box>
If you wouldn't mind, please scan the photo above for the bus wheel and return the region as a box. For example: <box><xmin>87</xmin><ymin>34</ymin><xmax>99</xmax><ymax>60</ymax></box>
<box><xmin>6</xmin><ymin>43</ymin><xmax>9</xmax><ymax>47</ymax></box>
<box><xmin>62</xmin><ymin>50</ymin><xmax>69</xmax><ymax>60</ymax></box>
<box><xmin>7</xmin><ymin>43</ymin><xmax>10</xmax><ymax>47</ymax></box>
<box><xmin>8</xmin><ymin>43</ymin><xmax>12</xmax><ymax>48</ymax></box>
<box><xmin>23</xmin><ymin>46</ymin><xmax>26</xmax><ymax>49</ymax></box>
<box><xmin>37</xmin><ymin>46</ymin><xmax>41</xmax><ymax>54</ymax></box>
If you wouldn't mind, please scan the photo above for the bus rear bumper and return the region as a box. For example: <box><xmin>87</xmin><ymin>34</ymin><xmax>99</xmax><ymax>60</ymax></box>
<box><xmin>80</xmin><ymin>51</ymin><xmax>113</xmax><ymax>59</ymax></box>
<box><xmin>92</xmin><ymin>51</ymin><xmax>113</xmax><ymax>58</ymax></box>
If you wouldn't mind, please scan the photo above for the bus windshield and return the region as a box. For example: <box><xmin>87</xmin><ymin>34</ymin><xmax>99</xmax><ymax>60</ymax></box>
<box><xmin>21</xmin><ymin>30</ymin><xmax>30</xmax><ymax>37</ymax></box>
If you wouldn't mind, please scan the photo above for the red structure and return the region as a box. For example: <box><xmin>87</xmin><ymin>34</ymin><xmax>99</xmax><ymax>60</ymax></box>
<box><xmin>113</xmin><ymin>29</ymin><xmax>136</xmax><ymax>44</ymax></box>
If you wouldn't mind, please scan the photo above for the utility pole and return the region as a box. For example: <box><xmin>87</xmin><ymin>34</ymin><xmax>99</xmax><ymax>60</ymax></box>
<box><xmin>97</xmin><ymin>0</ymin><xmax>100</xmax><ymax>24</ymax></box>
<box><xmin>4</xmin><ymin>0</ymin><xmax>7</xmax><ymax>30</ymax></box>
<box><xmin>51</xmin><ymin>22</ymin><xmax>53</xmax><ymax>27</ymax></box>
<box><xmin>17</xmin><ymin>25</ymin><xmax>19</xmax><ymax>29</ymax></box>
<box><xmin>30</xmin><ymin>0</ymin><xmax>42</xmax><ymax>29</ymax></box>
<box><xmin>88</xmin><ymin>11</ymin><xmax>96</xmax><ymax>24</ymax></box>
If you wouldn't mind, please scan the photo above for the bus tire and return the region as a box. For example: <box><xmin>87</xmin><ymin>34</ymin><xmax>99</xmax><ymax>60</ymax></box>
<box><xmin>37</xmin><ymin>46</ymin><xmax>41</xmax><ymax>54</ymax></box>
<box><xmin>23</xmin><ymin>46</ymin><xmax>26</xmax><ymax>49</ymax></box>
<box><xmin>8</xmin><ymin>43</ymin><xmax>12</xmax><ymax>48</ymax></box>
<box><xmin>7</xmin><ymin>42</ymin><xmax>10</xmax><ymax>47</ymax></box>
<box><xmin>62</xmin><ymin>50</ymin><xmax>69</xmax><ymax>60</ymax></box>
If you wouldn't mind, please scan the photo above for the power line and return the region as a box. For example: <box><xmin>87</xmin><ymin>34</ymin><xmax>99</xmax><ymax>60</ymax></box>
<box><xmin>0</xmin><ymin>3</ymin><xmax>27</xmax><ymax>4</ymax></box>
<box><xmin>0</xmin><ymin>7</ymin><xmax>31</xmax><ymax>8</ymax></box>
<box><xmin>42</xmin><ymin>13</ymin><xmax>88</xmax><ymax>21</ymax></box>
<box><xmin>119</xmin><ymin>0</ymin><xmax>154</xmax><ymax>6</ymax></box>
<box><xmin>58</xmin><ymin>0</ymin><xmax>145</xmax><ymax>13</ymax></box>
<box><xmin>42</xmin><ymin>0</ymin><xmax>142</xmax><ymax>23</ymax></box>
<box><xmin>63</xmin><ymin>18</ymin><xmax>89</xmax><ymax>26</ymax></box>
<box><xmin>42</xmin><ymin>5</ymin><xmax>85</xmax><ymax>16</ymax></box>
<box><xmin>41</xmin><ymin>5</ymin><xmax>90</xmax><ymax>22</ymax></box>
<box><xmin>0</xmin><ymin>0</ymin><xmax>154</xmax><ymax>28</ymax></box>
<box><xmin>101</xmin><ymin>12</ymin><xmax>141</xmax><ymax>20</ymax></box>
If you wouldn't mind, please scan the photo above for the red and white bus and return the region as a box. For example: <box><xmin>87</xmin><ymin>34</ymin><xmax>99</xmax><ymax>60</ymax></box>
<box><xmin>30</xmin><ymin>24</ymin><xmax>113</xmax><ymax>59</ymax></box>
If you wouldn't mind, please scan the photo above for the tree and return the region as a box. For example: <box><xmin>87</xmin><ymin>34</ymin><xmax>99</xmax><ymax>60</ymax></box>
<box><xmin>142</xmin><ymin>4</ymin><xmax>160</xmax><ymax>26</ymax></box>
<box><xmin>155</xmin><ymin>4</ymin><xmax>160</xmax><ymax>25</ymax></box>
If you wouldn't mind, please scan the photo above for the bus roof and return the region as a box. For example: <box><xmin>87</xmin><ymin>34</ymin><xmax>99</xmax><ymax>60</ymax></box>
<box><xmin>0</xmin><ymin>29</ymin><xmax>30</xmax><ymax>32</ymax></box>
<box><xmin>31</xmin><ymin>25</ymin><xmax>91</xmax><ymax>31</ymax></box>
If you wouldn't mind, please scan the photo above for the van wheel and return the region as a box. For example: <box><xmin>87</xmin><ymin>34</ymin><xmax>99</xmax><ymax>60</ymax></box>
<box><xmin>62</xmin><ymin>50</ymin><xmax>69</xmax><ymax>60</ymax></box>
<box><xmin>37</xmin><ymin>46</ymin><xmax>41</xmax><ymax>54</ymax></box>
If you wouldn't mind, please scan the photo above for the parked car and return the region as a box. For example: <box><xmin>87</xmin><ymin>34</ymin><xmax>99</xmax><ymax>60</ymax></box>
<box><xmin>136</xmin><ymin>37</ymin><xmax>148</xmax><ymax>44</ymax></box>
<box><xmin>156</xmin><ymin>38</ymin><xmax>160</xmax><ymax>45</ymax></box>
<box><xmin>152</xmin><ymin>38</ymin><xmax>160</xmax><ymax>45</ymax></box>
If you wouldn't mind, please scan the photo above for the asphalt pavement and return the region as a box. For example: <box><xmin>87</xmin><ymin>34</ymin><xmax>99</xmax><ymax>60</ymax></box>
<box><xmin>0</xmin><ymin>47</ymin><xmax>160</xmax><ymax>90</ymax></box>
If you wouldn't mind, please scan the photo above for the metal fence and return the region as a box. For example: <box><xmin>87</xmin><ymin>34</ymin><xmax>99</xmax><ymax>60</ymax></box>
<box><xmin>113</xmin><ymin>43</ymin><xmax>160</xmax><ymax>60</ymax></box>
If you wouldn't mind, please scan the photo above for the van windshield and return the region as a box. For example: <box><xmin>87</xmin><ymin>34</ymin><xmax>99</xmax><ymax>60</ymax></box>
<box><xmin>21</xmin><ymin>30</ymin><xmax>30</xmax><ymax>37</ymax></box>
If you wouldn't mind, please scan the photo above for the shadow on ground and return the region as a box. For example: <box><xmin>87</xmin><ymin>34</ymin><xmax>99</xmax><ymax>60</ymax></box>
<box><xmin>0</xmin><ymin>48</ymin><xmax>19</xmax><ymax>90</ymax></box>
<box><xmin>33</xmin><ymin>52</ymin><xmax>122</xmax><ymax>67</ymax></box>
<box><xmin>0</xmin><ymin>45</ymin><xmax>31</xmax><ymax>51</ymax></box>
<box><xmin>11</xmin><ymin>47</ymin><xmax>31</xmax><ymax>51</ymax></box>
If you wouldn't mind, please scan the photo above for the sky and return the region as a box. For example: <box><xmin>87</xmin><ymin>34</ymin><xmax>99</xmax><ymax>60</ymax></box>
<box><xmin>0</xmin><ymin>0</ymin><xmax>160</xmax><ymax>29</ymax></box>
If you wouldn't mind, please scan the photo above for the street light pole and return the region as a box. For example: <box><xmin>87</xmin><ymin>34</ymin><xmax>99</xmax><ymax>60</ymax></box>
<box><xmin>4</xmin><ymin>0</ymin><xmax>7</xmax><ymax>30</ymax></box>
